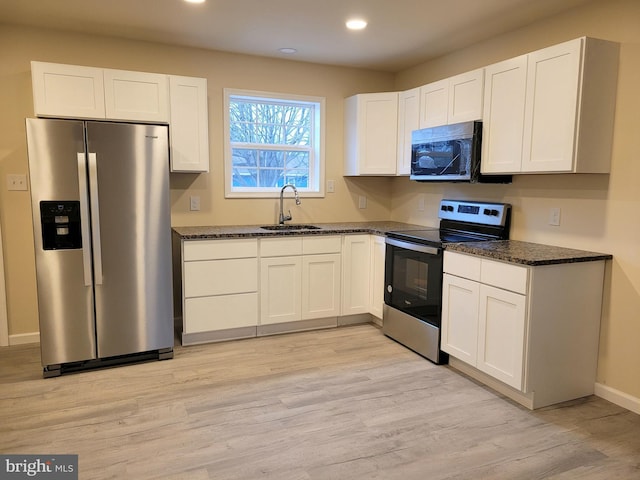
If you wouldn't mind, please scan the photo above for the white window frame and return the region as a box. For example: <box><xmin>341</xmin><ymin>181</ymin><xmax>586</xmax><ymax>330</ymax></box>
<box><xmin>223</xmin><ymin>88</ymin><xmax>326</xmax><ymax>198</ymax></box>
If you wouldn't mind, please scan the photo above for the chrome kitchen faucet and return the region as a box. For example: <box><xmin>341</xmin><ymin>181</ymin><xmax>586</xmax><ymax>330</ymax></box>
<box><xmin>279</xmin><ymin>184</ymin><xmax>300</xmax><ymax>224</ymax></box>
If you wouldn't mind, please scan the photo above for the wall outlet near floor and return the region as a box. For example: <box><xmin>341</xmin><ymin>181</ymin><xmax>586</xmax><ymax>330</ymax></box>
<box><xmin>7</xmin><ymin>174</ymin><xmax>28</xmax><ymax>191</ymax></box>
<box><xmin>549</xmin><ymin>207</ymin><xmax>561</xmax><ymax>226</ymax></box>
<box><xmin>358</xmin><ymin>195</ymin><xmax>367</xmax><ymax>209</ymax></box>
<box><xmin>190</xmin><ymin>195</ymin><xmax>201</xmax><ymax>211</ymax></box>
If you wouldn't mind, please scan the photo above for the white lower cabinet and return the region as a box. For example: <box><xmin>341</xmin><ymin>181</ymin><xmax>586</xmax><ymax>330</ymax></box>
<box><xmin>442</xmin><ymin>250</ymin><xmax>606</xmax><ymax>409</ymax></box>
<box><xmin>260</xmin><ymin>236</ymin><xmax>341</xmax><ymax>328</ymax></box>
<box><xmin>441</xmin><ymin>274</ymin><xmax>480</xmax><ymax>365</ymax></box>
<box><xmin>341</xmin><ymin>235</ymin><xmax>371</xmax><ymax>315</ymax></box>
<box><xmin>260</xmin><ymin>255</ymin><xmax>302</xmax><ymax>325</ymax></box>
<box><xmin>476</xmin><ymin>284</ymin><xmax>526</xmax><ymax>389</ymax></box>
<box><xmin>177</xmin><ymin>233</ymin><xmax>383</xmax><ymax>344</ymax></box>
<box><xmin>369</xmin><ymin>235</ymin><xmax>386</xmax><ymax>320</ymax></box>
<box><xmin>302</xmin><ymin>254</ymin><xmax>342</xmax><ymax>320</ymax></box>
<box><xmin>180</xmin><ymin>238</ymin><xmax>258</xmax><ymax>345</ymax></box>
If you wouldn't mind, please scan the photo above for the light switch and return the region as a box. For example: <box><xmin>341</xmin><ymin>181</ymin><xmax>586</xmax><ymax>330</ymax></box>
<box><xmin>190</xmin><ymin>195</ymin><xmax>201</xmax><ymax>211</ymax></box>
<box><xmin>327</xmin><ymin>179</ymin><xmax>335</xmax><ymax>193</ymax></box>
<box><xmin>358</xmin><ymin>195</ymin><xmax>367</xmax><ymax>209</ymax></box>
<box><xmin>549</xmin><ymin>207</ymin><xmax>561</xmax><ymax>226</ymax></box>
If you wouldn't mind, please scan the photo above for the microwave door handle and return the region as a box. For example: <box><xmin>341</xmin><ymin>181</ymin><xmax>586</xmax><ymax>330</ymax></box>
<box><xmin>77</xmin><ymin>153</ymin><xmax>92</xmax><ymax>287</ymax></box>
<box><xmin>87</xmin><ymin>152</ymin><xmax>103</xmax><ymax>285</ymax></box>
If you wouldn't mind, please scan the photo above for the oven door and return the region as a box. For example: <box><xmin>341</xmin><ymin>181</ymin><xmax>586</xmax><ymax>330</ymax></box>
<box><xmin>384</xmin><ymin>238</ymin><xmax>443</xmax><ymax>327</ymax></box>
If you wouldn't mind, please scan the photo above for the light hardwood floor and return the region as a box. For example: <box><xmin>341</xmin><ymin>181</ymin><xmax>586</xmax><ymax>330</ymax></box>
<box><xmin>1</xmin><ymin>324</ymin><xmax>639</xmax><ymax>479</ymax></box>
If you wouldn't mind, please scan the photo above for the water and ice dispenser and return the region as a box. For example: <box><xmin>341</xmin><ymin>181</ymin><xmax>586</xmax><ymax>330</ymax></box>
<box><xmin>40</xmin><ymin>201</ymin><xmax>82</xmax><ymax>250</ymax></box>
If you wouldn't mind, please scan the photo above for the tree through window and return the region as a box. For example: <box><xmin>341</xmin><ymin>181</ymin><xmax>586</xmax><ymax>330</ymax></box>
<box><xmin>224</xmin><ymin>90</ymin><xmax>324</xmax><ymax>197</ymax></box>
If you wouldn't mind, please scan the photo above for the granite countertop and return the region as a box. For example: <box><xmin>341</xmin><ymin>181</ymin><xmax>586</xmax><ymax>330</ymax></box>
<box><xmin>172</xmin><ymin>221</ymin><xmax>428</xmax><ymax>239</ymax></box>
<box><xmin>445</xmin><ymin>240</ymin><xmax>612</xmax><ymax>266</ymax></box>
<box><xmin>173</xmin><ymin>223</ymin><xmax>612</xmax><ymax>266</ymax></box>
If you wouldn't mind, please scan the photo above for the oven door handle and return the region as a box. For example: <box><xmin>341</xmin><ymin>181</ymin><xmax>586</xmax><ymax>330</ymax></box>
<box><xmin>385</xmin><ymin>237</ymin><xmax>440</xmax><ymax>255</ymax></box>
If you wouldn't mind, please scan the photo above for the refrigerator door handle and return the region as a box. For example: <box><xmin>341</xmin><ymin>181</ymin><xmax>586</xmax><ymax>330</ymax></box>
<box><xmin>77</xmin><ymin>153</ymin><xmax>93</xmax><ymax>287</ymax></box>
<box><xmin>88</xmin><ymin>152</ymin><xmax>103</xmax><ymax>285</ymax></box>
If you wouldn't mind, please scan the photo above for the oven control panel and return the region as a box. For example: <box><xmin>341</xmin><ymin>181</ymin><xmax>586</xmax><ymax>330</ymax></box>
<box><xmin>439</xmin><ymin>200</ymin><xmax>510</xmax><ymax>227</ymax></box>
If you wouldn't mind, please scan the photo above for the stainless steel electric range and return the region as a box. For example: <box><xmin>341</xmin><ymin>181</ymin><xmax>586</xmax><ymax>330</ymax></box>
<box><xmin>383</xmin><ymin>199</ymin><xmax>511</xmax><ymax>364</ymax></box>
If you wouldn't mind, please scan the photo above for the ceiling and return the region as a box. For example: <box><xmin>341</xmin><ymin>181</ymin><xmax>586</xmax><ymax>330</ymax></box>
<box><xmin>0</xmin><ymin>0</ymin><xmax>596</xmax><ymax>72</ymax></box>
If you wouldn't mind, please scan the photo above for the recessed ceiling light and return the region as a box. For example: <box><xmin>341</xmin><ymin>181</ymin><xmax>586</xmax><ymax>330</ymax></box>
<box><xmin>184</xmin><ymin>0</ymin><xmax>205</xmax><ymax>4</ymax></box>
<box><xmin>346</xmin><ymin>18</ymin><xmax>367</xmax><ymax>30</ymax></box>
<box><xmin>278</xmin><ymin>48</ymin><xmax>298</xmax><ymax>55</ymax></box>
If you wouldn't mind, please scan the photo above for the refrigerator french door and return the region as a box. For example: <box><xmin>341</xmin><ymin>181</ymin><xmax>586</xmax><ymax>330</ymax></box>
<box><xmin>26</xmin><ymin>118</ymin><xmax>173</xmax><ymax>377</ymax></box>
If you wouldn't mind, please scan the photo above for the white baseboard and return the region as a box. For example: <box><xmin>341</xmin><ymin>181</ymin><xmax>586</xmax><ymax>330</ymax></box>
<box><xmin>9</xmin><ymin>332</ymin><xmax>40</xmax><ymax>346</ymax></box>
<box><xmin>595</xmin><ymin>382</ymin><xmax>640</xmax><ymax>415</ymax></box>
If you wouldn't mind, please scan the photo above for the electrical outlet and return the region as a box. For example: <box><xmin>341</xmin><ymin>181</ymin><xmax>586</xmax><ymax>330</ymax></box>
<box><xmin>190</xmin><ymin>195</ymin><xmax>201</xmax><ymax>211</ymax></box>
<box><xmin>358</xmin><ymin>195</ymin><xmax>367</xmax><ymax>209</ymax></box>
<box><xmin>549</xmin><ymin>207</ymin><xmax>561</xmax><ymax>226</ymax></box>
<box><xmin>7</xmin><ymin>174</ymin><xmax>28</xmax><ymax>191</ymax></box>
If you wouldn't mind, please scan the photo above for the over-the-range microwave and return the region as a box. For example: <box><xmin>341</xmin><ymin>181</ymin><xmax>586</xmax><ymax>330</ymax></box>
<box><xmin>410</xmin><ymin>121</ymin><xmax>511</xmax><ymax>184</ymax></box>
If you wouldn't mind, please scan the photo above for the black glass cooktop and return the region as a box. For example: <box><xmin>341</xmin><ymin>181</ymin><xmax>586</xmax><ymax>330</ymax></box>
<box><xmin>387</xmin><ymin>228</ymin><xmax>491</xmax><ymax>247</ymax></box>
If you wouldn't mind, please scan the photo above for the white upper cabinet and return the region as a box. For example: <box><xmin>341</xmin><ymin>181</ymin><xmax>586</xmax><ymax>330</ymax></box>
<box><xmin>31</xmin><ymin>61</ymin><xmax>106</xmax><ymax>119</ymax></box>
<box><xmin>419</xmin><ymin>68</ymin><xmax>484</xmax><ymax>129</ymax></box>
<box><xmin>344</xmin><ymin>92</ymin><xmax>399</xmax><ymax>176</ymax></box>
<box><xmin>169</xmin><ymin>75</ymin><xmax>210</xmax><ymax>172</ymax></box>
<box><xmin>396</xmin><ymin>87</ymin><xmax>420</xmax><ymax>176</ymax></box>
<box><xmin>419</xmin><ymin>79</ymin><xmax>448</xmax><ymax>128</ymax></box>
<box><xmin>481</xmin><ymin>55</ymin><xmax>528</xmax><ymax>174</ymax></box>
<box><xmin>31</xmin><ymin>61</ymin><xmax>210</xmax><ymax>173</ymax></box>
<box><xmin>103</xmin><ymin>69</ymin><xmax>169</xmax><ymax>123</ymax></box>
<box><xmin>482</xmin><ymin>37</ymin><xmax>619</xmax><ymax>174</ymax></box>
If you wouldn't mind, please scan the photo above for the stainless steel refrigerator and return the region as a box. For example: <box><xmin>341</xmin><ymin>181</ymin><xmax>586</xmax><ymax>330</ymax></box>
<box><xmin>26</xmin><ymin>118</ymin><xmax>174</xmax><ymax>377</ymax></box>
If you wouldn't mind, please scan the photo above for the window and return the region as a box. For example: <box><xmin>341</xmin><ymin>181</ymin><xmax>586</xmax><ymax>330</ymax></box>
<box><xmin>224</xmin><ymin>89</ymin><xmax>325</xmax><ymax>198</ymax></box>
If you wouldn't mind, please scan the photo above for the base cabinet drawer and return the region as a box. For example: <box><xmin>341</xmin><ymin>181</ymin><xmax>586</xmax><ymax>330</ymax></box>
<box><xmin>184</xmin><ymin>258</ymin><xmax>258</xmax><ymax>297</ymax></box>
<box><xmin>184</xmin><ymin>293</ymin><xmax>258</xmax><ymax>333</ymax></box>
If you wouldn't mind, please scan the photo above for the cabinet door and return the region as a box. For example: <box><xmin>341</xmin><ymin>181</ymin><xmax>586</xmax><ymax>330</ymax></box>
<box><xmin>481</xmin><ymin>56</ymin><xmax>528</xmax><ymax>174</ymax></box>
<box><xmin>441</xmin><ymin>274</ymin><xmax>480</xmax><ymax>365</ymax></box>
<box><xmin>369</xmin><ymin>235</ymin><xmax>386</xmax><ymax>320</ymax></box>
<box><xmin>419</xmin><ymin>79</ymin><xmax>448</xmax><ymax>128</ymax></box>
<box><xmin>169</xmin><ymin>75</ymin><xmax>210</xmax><ymax>172</ymax></box>
<box><xmin>357</xmin><ymin>93</ymin><xmax>399</xmax><ymax>175</ymax></box>
<box><xmin>448</xmin><ymin>69</ymin><xmax>484</xmax><ymax>124</ymax></box>
<box><xmin>302</xmin><ymin>254</ymin><xmax>341</xmax><ymax>320</ymax></box>
<box><xmin>31</xmin><ymin>61</ymin><xmax>106</xmax><ymax>119</ymax></box>
<box><xmin>260</xmin><ymin>256</ymin><xmax>302</xmax><ymax>325</ymax></box>
<box><xmin>397</xmin><ymin>88</ymin><xmax>420</xmax><ymax>175</ymax></box>
<box><xmin>521</xmin><ymin>39</ymin><xmax>582</xmax><ymax>173</ymax></box>
<box><xmin>103</xmin><ymin>69</ymin><xmax>169</xmax><ymax>122</ymax></box>
<box><xmin>341</xmin><ymin>235</ymin><xmax>371</xmax><ymax>315</ymax></box>
<box><xmin>477</xmin><ymin>284</ymin><xmax>526</xmax><ymax>390</ymax></box>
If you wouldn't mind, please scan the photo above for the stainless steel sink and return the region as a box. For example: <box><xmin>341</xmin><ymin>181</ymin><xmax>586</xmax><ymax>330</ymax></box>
<box><xmin>260</xmin><ymin>224</ymin><xmax>321</xmax><ymax>231</ymax></box>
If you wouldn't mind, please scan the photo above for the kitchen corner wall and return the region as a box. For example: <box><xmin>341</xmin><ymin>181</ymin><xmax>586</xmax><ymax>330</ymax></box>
<box><xmin>0</xmin><ymin>24</ymin><xmax>394</xmax><ymax>338</ymax></box>
<box><xmin>391</xmin><ymin>0</ymin><xmax>640</xmax><ymax>403</ymax></box>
